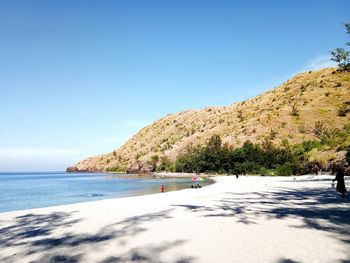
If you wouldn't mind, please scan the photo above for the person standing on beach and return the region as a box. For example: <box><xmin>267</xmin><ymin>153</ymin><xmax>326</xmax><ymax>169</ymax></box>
<box><xmin>333</xmin><ymin>166</ymin><xmax>347</xmax><ymax>198</ymax></box>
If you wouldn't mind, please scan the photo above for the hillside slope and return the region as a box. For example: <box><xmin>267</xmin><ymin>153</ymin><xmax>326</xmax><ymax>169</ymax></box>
<box><xmin>69</xmin><ymin>68</ymin><xmax>350</xmax><ymax>172</ymax></box>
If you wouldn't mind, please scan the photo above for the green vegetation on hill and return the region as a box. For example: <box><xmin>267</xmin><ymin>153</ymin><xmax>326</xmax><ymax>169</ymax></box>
<box><xmin>153</xmin><ymin>123</ymin><xmax>350</xmax><ymax>176</ymax></box>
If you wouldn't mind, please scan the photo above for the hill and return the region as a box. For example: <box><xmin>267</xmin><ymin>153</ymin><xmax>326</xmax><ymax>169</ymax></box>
<box><xmin>68</xmin><ymin>68</ymin><xmax>350</xmax><ymax>173</ymax></box>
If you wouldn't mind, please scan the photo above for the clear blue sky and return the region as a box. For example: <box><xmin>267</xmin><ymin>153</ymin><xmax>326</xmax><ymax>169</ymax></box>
<box><xmin>0</xmin><ymin>0</ymin><xmax>349</xmax><ymax>171</ymax></box>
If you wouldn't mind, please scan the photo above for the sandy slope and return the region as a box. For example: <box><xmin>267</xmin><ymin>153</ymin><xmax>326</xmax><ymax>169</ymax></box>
<box><xmin>0</xmin><ymin>175</ymin><xmax>349</xmax><ymax>263</ymax></box>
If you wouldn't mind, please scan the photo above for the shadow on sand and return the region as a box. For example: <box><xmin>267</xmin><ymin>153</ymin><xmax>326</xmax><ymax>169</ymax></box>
<box><xmin>1</xmin><ymin>177</ymin><xmax>349</xmax><ymax>262</ymax></box>
<box><xmin>172</xmin><ymin>183</ymin><xmax>350</xmax><ymax>244</ymax></box>
<box><xmin>0</xmin><ymin>208</ymin><xmax>193</xmax><ymax>263</ymax></box>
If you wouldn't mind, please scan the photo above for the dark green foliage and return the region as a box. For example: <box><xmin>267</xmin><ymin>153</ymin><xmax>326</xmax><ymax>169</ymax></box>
<box><xmin>149</xmin><ymin>155</ymin><xmax>159</xmax><ymax>172</ymax></box>
<box><xmin>331</xmin><ymin>48</ymin><xmax>350</xmax><ymax>70</ymax></box>
<box><xmin>260</xmin><ymin>167</ymin><xmax>275</xmax><ymax>176</ymax></box>
<box><xmin>106</xmin><ymin>165</ymin><xmax>125</xmax><ymax>173</ymax></box>
<box><xmin>291</xmin><ymin>104</ymin><xmax>299</xmax><ymax>117</ymax></box>
<box><xmin>174</xmin><ymin>135</ymin><xmax>304</xmax><ymax>176</ymax></box>
<box><xmin>158</xmin><ymin>156</ymin><xmax>175</xmax><ymax>172</ymax></box>
<box><xmin>337</xmin><ymin>103</ymin><xmax>350</xmax><ymax>117</ymax></box>
<box><xmin>275</xmin><ymin>162</ymin><xmax>293</xmax><ymax>176</ymax></box>
<box><xmin>170</xmin><ymin>125</ymin><xmax>350</xmax><ymax>176</ymax></box>
<box><xmin>346</xmin><ymin>147</ymin><xmax>350</xmax><ymax>165</ymax></box>
<box><xmin>330</xmin><ymin>24</ymin><xmax>350</xmax><ymax>70</ymax></box>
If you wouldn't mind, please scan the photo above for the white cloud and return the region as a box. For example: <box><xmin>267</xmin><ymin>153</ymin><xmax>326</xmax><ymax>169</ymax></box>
<box><xmin>0</xmin><ymin>147</ymin><xmax>82</xmax><ymax>159</ymax></box>
<box><xmin>238</xmin><ymin>54</ymin><xmax>338</xmax><ymax>105</ymax></box>
<box><xmin>87</xmin><ymin>136</ymin><xmax>130</xmax><ymax>148</ymax></box>
<box><xmin>299</xmin><ymin>55</ymin><xmax>337</xmax><ymax>72</ymax></box>
<box><xmin>119</xmin><ymin>119</ymin><xmax>148</xmax><ymax>129</ymax></box>
<box><xmin>0</xmin><ymin>147</ymin><xmax>82</xmax><ymax>164</ymax></box>
<box><xmin>80</xmin><ymin>119</ymin><xmax>151</xmax><ymax>156</ymax></box>
<box><xmin>0</xmin><ymin>147</ymin><xmax>84</xmax><ymax>171</ymax></box>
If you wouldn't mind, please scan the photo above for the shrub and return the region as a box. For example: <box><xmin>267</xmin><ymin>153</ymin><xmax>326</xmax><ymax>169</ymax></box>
<box><xmin>291</xmin><ymin>104</ymin><xmax>299</xmax><ymax>117</ymax></box>
<box><xmin>158</xmin><ymin>156</ymin><xmax>175</xmax><ymax>172</ymax></box>
<box><xmin>218</xmin><ymin>169</ymin><xmax>227</xmax><ymax>174</ymax></box>
<box><xmin>106</xmin><ymin>165</ymin><xmax>125</xmax><ymax>173</ymax></box>
<box><xmin>298</xmin><ymin>125</ymin><xmax>306</xmax><ymax>133</ymax></box>
<box><xmin>237</xmin><ymin>110</ymin><xmax>244</xmax><ymax>122</ymax></box>
<box><xmin>337</xmin><ymin>104</ymin><xmax>350</xmax><ymax>116</ymax></box>
<box><xmin>260</xmin><ymin>167</ymin><xmax>275</xmax><ymax>176</ymax></box>
<box><xmin>346</xmin><ymin>147</ymin><xmax>350</xmax><ymax>165</ymax></box>
<box><xmin>269</xmin><ymin>129</ymin><xmax>278</xmax><ymax>140</ymax></box>
<box><xmin>314</xmin><ymin>121</ymin><xmax>326</xmax><ymax>138</ymax></box>
<box><xmin>275</xmin><ymin>162</ymin><xmax>293</xmax><ymax>176</ymax></box>
<box><xmin>149</xmin><ymin>155</ymin><xmax>159</xmax><ymax>172</ymax></box>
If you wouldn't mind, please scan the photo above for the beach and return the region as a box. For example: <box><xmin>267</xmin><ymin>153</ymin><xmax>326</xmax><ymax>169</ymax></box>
<box><xmin>0</xmin><ymin>175</ymin><xmax>349</xmax><ymax>263</ymax></box>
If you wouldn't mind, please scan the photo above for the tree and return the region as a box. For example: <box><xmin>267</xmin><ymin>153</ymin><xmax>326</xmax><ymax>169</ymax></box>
<box><xmin>202</xmin><ymin>135</ymin><xmax>223</xmax><ymax>172</ymax></box>
<box><xmin>330</xmin><ymin>23</ymin><xmax>350</xmax><ymax>70</ymax></box>
<box><xmin>150</xmin><ymin>155</ymin><xmax>159</xmax><ymax>172</ymax></box>
<box><xmin>346</xmin><ymin>146</ymin><xmax>350</xmax><ymax>165</ymax></box>
<box><xmin>346</xmin><ymin>23</ymin><xmax>350</xmax><ymax>46</ymax></box>
<box><xmin>158</xmin><ymin>156</ymin><xmax>174</xmax><ymax>172</ymax></box>
<box><xmin>330</xmin><ymin>48</ymin><xmax>350</xmax><ymax>70</ymax></box>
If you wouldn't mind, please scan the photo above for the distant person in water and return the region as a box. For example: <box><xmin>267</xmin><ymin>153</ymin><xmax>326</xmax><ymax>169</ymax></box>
<box><xmin>333</xmin><ymin>166</ymin><xmax>347</xmax><ymax>198</ymax></box>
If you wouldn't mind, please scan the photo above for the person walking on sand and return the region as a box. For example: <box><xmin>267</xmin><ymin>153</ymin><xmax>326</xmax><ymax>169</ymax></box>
<box><xmin>333</xmin><ymin>166</ymin><xmax>347</xmax><ymax>198</ymax></box>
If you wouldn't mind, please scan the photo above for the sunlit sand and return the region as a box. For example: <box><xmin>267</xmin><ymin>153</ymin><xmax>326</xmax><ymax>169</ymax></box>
<box><xmin>0</xmin><ymin>175</ymin><xmax>349</xmax><ymax>263</ymax></box>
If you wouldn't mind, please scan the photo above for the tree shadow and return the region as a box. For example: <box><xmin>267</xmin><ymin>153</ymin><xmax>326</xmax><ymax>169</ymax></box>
<box><xmin>28</xmin><ymin>209</ymin><xmax>174</xmax><ymax>252</ymax></box>
<box><xmin>276</xmin><ymin>259</ymin><xmax>300</xmax><ymax>263</ymax></box>
<box><xmin>99</xmin><ymin>240</ymin><xmax>194</xmax><ymax>263</ymax></box>
<box><xmin>0</xmin><ymin>209</ymin><xmax>176</xmax><ymax>262</ymax></box>
<box><xmin>31</xmin><ymin>239</ymin><xmax>193</xmax><ymax>263</ymax></box>
<box><xmin>30</xmin><ymin>253</ymin><xmax>82</xmax><ymax>263</ymax></box>
<box><xmin>0</xmin><ymin>212</ymin><xmax>81</xmax><ymax>248</ymax></box>
<box><xmin>172</xmin><ymin>186</ymin><xmax>350</xmax><ymax>242</ymax></box>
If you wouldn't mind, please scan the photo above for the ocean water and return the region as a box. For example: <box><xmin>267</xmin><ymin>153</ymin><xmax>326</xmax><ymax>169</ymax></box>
<box><xmin>0</xmin><ymin>172</ymin><xmax>211</xmax><ymax>213</ymax></box>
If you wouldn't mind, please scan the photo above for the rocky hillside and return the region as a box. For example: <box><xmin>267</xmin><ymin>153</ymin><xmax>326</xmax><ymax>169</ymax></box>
<box><xmin>69</xmin><ymin>68</ymin><xmax>350</xmax><ymax>173</ymax></box>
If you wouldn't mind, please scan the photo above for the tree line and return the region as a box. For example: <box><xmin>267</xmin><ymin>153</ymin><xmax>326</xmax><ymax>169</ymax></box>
<box><xmin>153</xmin><ymin>124</ymin><xmax>350</xmax><ymax>176</ymax></box>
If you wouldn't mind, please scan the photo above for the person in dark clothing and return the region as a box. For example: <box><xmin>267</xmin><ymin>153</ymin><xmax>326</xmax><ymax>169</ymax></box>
<box><xmin>333</xmin><ymin>166</ymin><xmax>347</xmax><ymax>198</ymax></box>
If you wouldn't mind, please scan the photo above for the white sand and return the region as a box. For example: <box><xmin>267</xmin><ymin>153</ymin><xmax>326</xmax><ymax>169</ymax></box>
<box><xmin>0</xmin><ymin>175</ymin><xmax>349</xmax><ymax>263</ymax></box>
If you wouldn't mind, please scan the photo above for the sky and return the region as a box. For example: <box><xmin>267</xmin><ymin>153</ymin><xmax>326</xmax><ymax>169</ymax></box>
<box><xmin>0</xmin><ymin>0</ymin><xmax>349</xmax><ymax>172</ymax></box>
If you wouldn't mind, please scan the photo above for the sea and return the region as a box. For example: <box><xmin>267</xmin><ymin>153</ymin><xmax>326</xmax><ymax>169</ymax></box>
<box><xmin>0</xmin><ymin>172</ymin><xmax>211</xmax><ymax>213</ymax></box>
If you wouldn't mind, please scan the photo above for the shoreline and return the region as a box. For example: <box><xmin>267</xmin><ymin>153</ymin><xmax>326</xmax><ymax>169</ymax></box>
<box><xmin>0</xmin><ymin>175</ymin><xmax>349</xmax><ymax>262</ymax></box>
<box><xmin>105</xmin><ymin>171</ymin><xmax>215</xmax><ymax>178</ymax></box>
<box><xmin>0</xmin><ymin>173</ymin><xmax>343</xmax><ymax>215</ymax></box>
<box><xmin>0</xmin><ymin>174</ymin><xmax>344</xmax><ymax>215</ymax></box>
<box><xmin>0</xmin><ymin>177</ymin><xmax>219</xmax><ymax>216</ymax></box>
<box><xmin>0</xmin><ymin>174</ymin><xmax>215</xmax><ymax>214</ymax></box>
